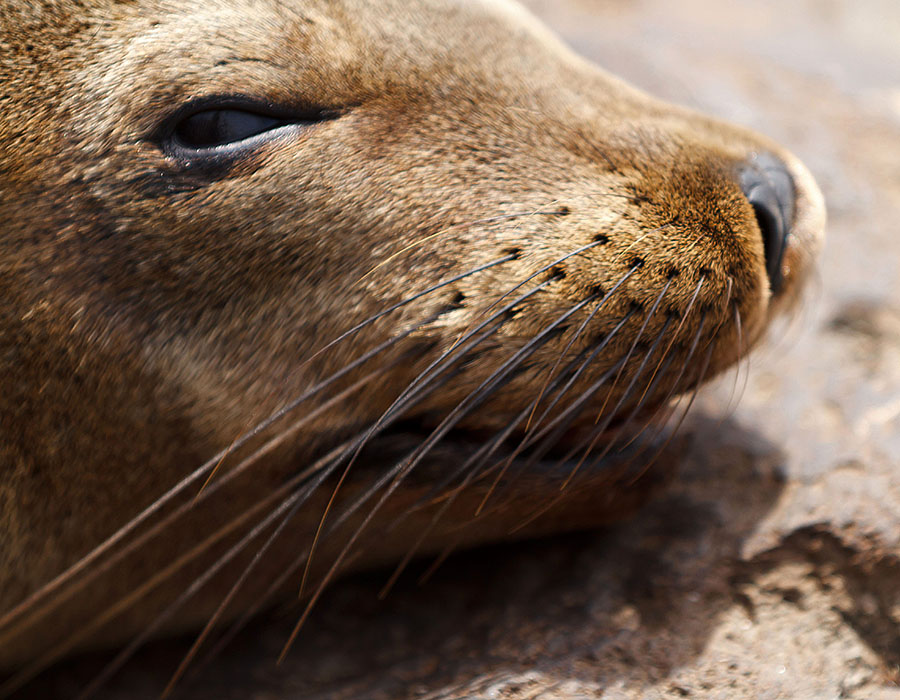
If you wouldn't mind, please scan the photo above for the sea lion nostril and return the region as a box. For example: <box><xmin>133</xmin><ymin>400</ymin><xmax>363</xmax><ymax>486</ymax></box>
<box><xmin>739</xmin><ymin>153</ymin><xmax>796</xmax><ymax>294</ymax></box>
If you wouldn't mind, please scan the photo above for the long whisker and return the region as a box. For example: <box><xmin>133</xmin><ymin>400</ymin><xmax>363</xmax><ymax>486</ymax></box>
<box><xmin>468</xmin><ymin>239</ymin><xmax>607</xmax><ymax>324</ymax></box>
<box><xmin>313</xmin><ymin>253</ymin><xmax>517</xmax><ymax>367</ymax></box>
<box><xmin>326</xmin><ymin>289</ymin><xmax>600</xmax><ymax>540</ymax></box>
<box><xmin>320</xmin><ymin>260</ymin><xmax>633</xmax><ymax>548</ymax></box>
<box><xmin>486</xmin><ymin>305</ymin><xmax>648</xmax><ymax>499</ymax></box>
<box><xmin>613</xmin><ymin>348</ymin><xmax>679</xmax><ymax>449</ymax></box>
<box><xmin>631</xmin><ymin>276</ymin><xmax>706</xmax><ymax>413</ymax></box>
<box><xmin>525</xmin><ymin>265</ymin><xmax>640</xmax><ymax>431</ymax></box>
<box><xmin>492</xmin><ymin>348</ymin><xmax>631</xmax><ymax>486</ymax></box>
<box><xmin>623</xmin><ymin>318</ymin><xmax>717</xmax><ymax>487</ymax></box>
<box><xmin>72</xmin><ymin>476</ymin><xmax>327</xmax><ymax>700</ymax></box>
<box><xmin>0</xmin><ymin>255</ymin><xmax>516</xmax><ymax>639</ymax></box>
<box><xmin>158</xmin><ymin>370</ymin><xmax>409</xmax><ymax>696</ymax></box>
<box><xmin>160</xmin><ymin>502</ymin><xmax>307</xmax><ymax>697</ymax></box>
<box><xmin>613</xmin><ymin>281</ymin><xmax>707</xmax><ymax>456</ymax></box>
<box><xmin>375</xmin><ymin>347</ymin><xmax>598</xmax><ymax>598</ymax></box>
<box><xmin>0</xmin><ymin>340</ymin><xmax>418</xmax><ymax>651</ymax></box>
<box><xmin>626</xmin><ymin>310</ymin><xmax>711</xmax><ymax>460</ymax></box>
<box><xmin>296</xmin><ymin>280</ymin><xmax>554</xmax><ymax>598</ymax></box>
<box><xmin>474</xmin><ymin>268</ymin><xmax>642</xmax><ymax>507</ymax></box>
<box><xmin>559</xmin><ymin>313</ymin><xmax>674</xmax><ymax>490</ymax></box>
<box><xmin>395</xmin><ymin>342</ymin><xmax>603</xmax><ymax>520</ymax></box>
<box><xmin>501</xmin><ymin>283</ymin><xmax>671</xmax><ymax>506</ymax></box>
<box><xmin>75</xmin><ymin>418</ymin><xmax>405</xmax><ymax>698</ymax></box>
<box><xmin>417</xmin><ymin>534</ymin><xmax>465</xmax><ymax>586</ymax></box>
<box><xmin>590</xmin><ymin>275</ymin><xmax>674</xmax><ymax>424</ymax></box>
<box><xmin>719</xmin><ymin>301</ymin><xmax>750</xmax><ymax>424</ymax></box>
<box><xmin>279</xmin><ymin>291</ymin><xmax>600</xmax><ymax>660</ymax></box>
<box><xmin>0</xmin><ymin>438</ymin><xmax>344</xmax><ymax>700</ymax></box>
<box><xmin>209</xmin><ymin>316</ymin><xmax>503</xmax><ymax>648</ymax></box>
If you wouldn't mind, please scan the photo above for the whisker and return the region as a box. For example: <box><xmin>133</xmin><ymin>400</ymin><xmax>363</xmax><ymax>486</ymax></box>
<box><xmin>507</xmin><ymin>490</ymin><xmax>565</xmax><ymax>536</ymax></box>
<box><xmin>590</xmin><ymin>276</ymin><xmax>674</xmax><ymax>422</ymax></box>
<box><xmin>494</xmin><ymin>303</ymin><xmax>653</xmax><ymax>493</ymax></box>
<box><xmin>474</xmin><ymin>273</ymin><xmax>646</xmax><ymax>513</ymax></box>
<box><xmin>525</xmin><ymin>264</ymin><xmax>641</xmax><ymax>431</ymax></box>
<box><xmin>159</xmin><ymin>398</ymin><xmax>399</xmax><ymax>698</ymax></box>
<box><xmin>624</xmin><ymin>317</ymin><xmax>717</xmax><ymax>486</ymax></box>
<box><xmin>507</xmin><ymin>334</ymin><xmax>680</xmax><ymax>537</ymax></box>
<box><xmin>634</xmin><ymin>276</ymin><xmax>706</xmax><ymax>410</ymax></box>
<box><xmin>72</xmin><ymin>425</ymin><xmax>389</xmax><ymax>699</ymax></box>
<box><xmin>375</xmin><ymin>348</ymin><xmax>598</xmax><ymax>598</ymax></box>
<box><xmin>492</xmin><ymin>350</ymin><xmax>631</xmax><ymax>490</ymax></box>
<box><xmin>396</xmin><ymin>343</ymin><xmax>602</xmax><ymax>519</ymax></box>
<box><xmin>627</xmin><ymin>311</ymin><xmax>710</xmax><ymax>457</ymax></box>
<box><xmin>701</xmin><ymin>275</ymin><xmax>734</xmax><ymax>358</ymax></box>
<box><xmin>279</xmin><ymin>291</ymin><xmax>600</xmax><ymax>660</ymax></box>
<box><xmin>296</xmin><ymin>281</ymin><xmax>553</xmax><ymax>598</ymax></box>
<box><xmin>417</xmin><ymin>535</ymin><xmax>464</xmax><ymax>586</ymax></box>
<box><xmin>467</xmin><ymin>238</ymin><xmax>606</xmax><ymax>325</ymax></box>
<box><xmin>162</xmin><ymin>508</ymin><xmax>297</xmax><ymax>697</ymax></box>
<box><xmin>338</xmin><ymin>279</ymin><xmax>555</xmax><ymax>464</ymax></box>
<box><xmin>718</xmin><ymin>301</ymin><xmax>751</xmax><ymax>425</ymax></box>
<box><xmin>613</xmin><ymin>286</ymin><xmax>708</xmax><ymax>456</ymax></box>
<box><xmin>610</xmin><ymin>220</ymin><xmax>675</xmax><ymax>267</ymax></box>
<box><xmin>186</xmin><ymin>549</ymin><xmax>351</xmax><ymax>685</ymax></box>
<box><xmin>72</xmin><ymin>478</ymin><xmax>326</xmax><ymax>700</ymax></box>
<box><xmin>0</xmin><ymin>255</ymin><xmax>516</xmax><ymax>639</ymax></box>
<box><xmin>358</xmin><ymin>209</ymin><xmax>565</xmax><ymax>282</ymax></box>
<box><xmin>613</xmin><ymin>348</ymin><xmax>679</xmax><ymax>449</ymax></box>
<box><xmin>328</xmin><ymin>289</ymin><xmax>600</xmax><ymax>537</ymax></box>
<box><xmin>0</xmin><ymin>442</ymin><xmax>338</xmax><ymax>700</ymax></box>
<box><xmin>313</xmin><ymin>253</ymin><xmax>517</xmax><ymax>367</ymax></box>
<box><xmin>531</xmin><ymin>279</ymin><xmax>673</xmax><ymax>494</ymax></box>
<box><xmin>399</xmin><ymin>261</ymin><xmax>638</xmax><ymax>522</ymax></box>
<box><xmin>559</xmin><ymin>313</ymin><xmax>674</xmax><ymax>490</ymax></box>
<box><xmin>0</xmin><ymin>347</ymin><xmax>410</xmax><ymax>651</ymax></box>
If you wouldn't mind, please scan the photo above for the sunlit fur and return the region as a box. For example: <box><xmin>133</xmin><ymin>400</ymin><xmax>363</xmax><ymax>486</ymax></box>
<box><xmin>0</xmin><ymin>0</ymin><xmax>824</xmax><ymax>691</ymax></box>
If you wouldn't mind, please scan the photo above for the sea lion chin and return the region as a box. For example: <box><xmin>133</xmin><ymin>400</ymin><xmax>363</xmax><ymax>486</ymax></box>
<box><xmin>0</xmin><ymin>0</ymin><xmax>824</xmax><ymax>689</ymax></box>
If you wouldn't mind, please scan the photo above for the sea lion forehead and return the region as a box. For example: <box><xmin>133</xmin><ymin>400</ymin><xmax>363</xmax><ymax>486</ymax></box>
<box><xmin>71</xmin><ymin>0</ymin><xmax>576</xmax><ymax>93</ymax></box>
<box><xmin>71</xmin><ymin>0</ymin><xmax>557</xmax><ymax>64</ymax></box>
<box><xmin>30</xmin><ymin>0</ymin><xmax>597</xmax><ymax>149</ymax></box>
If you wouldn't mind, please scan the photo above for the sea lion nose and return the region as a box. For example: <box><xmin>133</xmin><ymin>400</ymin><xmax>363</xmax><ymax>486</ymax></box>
<box><xmin>739</xmin><ymin>152</ymin><xmax>795</xmax><ymax>293</ymax></box>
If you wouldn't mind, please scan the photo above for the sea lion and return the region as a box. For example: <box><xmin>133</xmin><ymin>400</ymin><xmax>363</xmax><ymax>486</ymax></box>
<box><xmin>0</xmin><ymin>0</ymin><xmax>824</xmax><ymax>693</ymax></box>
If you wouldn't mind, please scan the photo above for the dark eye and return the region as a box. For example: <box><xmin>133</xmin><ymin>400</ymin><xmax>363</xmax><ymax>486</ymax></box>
<box><xmin>174</xmin><ymin>109</ymin><xmax>287</xmax><ymax>149</ymax></box>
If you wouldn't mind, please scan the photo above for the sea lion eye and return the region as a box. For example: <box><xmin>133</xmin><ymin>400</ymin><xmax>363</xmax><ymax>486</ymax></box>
<box><xmin>174</xmin><ymin>109</ymin><xmax>287</xmax><ymax>149</ymax></box>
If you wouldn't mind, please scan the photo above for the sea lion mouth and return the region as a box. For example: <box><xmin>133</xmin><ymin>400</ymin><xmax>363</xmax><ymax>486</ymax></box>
<box><xmin>358</xmin><ymin>399</ymin><xmax>673</xmax><ymax>499</ymax></box>
<box><xmin>322</xmin><ymin>402</ymin><xmax>681</xmax><ymax>561</ymax></box>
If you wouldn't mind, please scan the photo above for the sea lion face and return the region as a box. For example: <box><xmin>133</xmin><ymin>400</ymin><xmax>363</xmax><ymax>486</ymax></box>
<box><xmin>0</xmin><ymin>0</ymin><xmax>823</xmax><ymax>678</ymax></box>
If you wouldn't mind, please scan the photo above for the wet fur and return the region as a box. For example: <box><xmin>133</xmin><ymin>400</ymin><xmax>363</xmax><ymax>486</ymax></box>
<box><xmin>0</xmin><ymin>0</ymin><xmax>824</xmax><ymax>691</ymax></box>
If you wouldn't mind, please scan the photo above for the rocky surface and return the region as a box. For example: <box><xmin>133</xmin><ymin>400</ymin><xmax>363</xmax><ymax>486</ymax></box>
<box><xmin>26</xmin><ymin>1</ymin><xmax>900</xmax><ymax>698</ymax></box>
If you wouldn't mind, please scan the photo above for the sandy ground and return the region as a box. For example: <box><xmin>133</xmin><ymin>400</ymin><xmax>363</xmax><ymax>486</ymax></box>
<box><xmin>23</xmin><ymin>1</ymin><xmax>900</xmax><ymax>698</ymax></box>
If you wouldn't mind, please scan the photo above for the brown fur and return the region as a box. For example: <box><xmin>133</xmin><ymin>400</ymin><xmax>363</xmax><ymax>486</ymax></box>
<box><xmin>0</xmin><ymin>0</ymin><xmax>824</xmax><ymax>685</ymax></box>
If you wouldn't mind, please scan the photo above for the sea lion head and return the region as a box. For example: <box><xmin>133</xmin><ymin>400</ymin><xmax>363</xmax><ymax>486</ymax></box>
<box><xmin>0</xmin><ymin>0</ymin><xmax>823</xmax><ymax>682</ymax></box>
